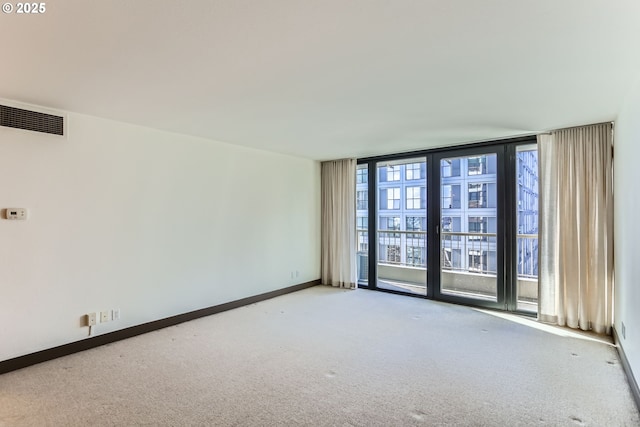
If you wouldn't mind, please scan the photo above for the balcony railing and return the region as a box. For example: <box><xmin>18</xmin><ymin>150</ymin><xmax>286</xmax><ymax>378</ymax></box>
<box><xmin>516</xmin><ymin>234</ymin><xmax>538</xmax><ymax>279</ymax></box>
<box><xmin>441</xmin><ymin>231</ymin><xmax>497</xmax><ymax>275</ymax></box>
<box><xmin>356</xmin><ymin>229</ymin><xmax>538</xmax><ymax>280</ymax></box>
<box><xmin>357</xmin><ymin>228</ymin><xmax>538</xmax><ymax>308</ymax></box>
<box><xmin>376</xmin><ymin>229</ymin><xmax>427</xmax><ymax>267</ymax></box>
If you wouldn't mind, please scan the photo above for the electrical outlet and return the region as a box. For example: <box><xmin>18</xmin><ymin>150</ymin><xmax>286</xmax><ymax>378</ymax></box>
<box><xmin>100</xmin><ymin>311</ymin><xmax>110</xmax><ymax>323</ymax></box>
<box><xmin>112</xmin><ymin>308</ymin><xmax>120</xmax><ymax>321</ymax></box>
<box><xmin>87</xmin><ymin>312</ymin><xmax>97</xmax><ymax>326</ymax></box>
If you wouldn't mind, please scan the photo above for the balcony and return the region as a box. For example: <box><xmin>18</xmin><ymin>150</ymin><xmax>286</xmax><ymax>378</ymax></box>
<box><xmin>357</xmin><ymin>230</ymin><xmax>538</xmax><ymax>311</ymax></box>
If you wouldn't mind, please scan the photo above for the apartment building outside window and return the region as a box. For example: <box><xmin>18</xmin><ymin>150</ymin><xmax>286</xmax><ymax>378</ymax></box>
<box><xmin>443</xmin><ymin>248</ymin><xmax>462</xmax><ymax>270</ymax></box>
<box><xmin>468</xmin><ymin>183</ymin><xmax>488</xmax><ymax>208</ymax></box>
<box><xmin>406</xmin><ymin>216</ymin><xmax>425</xmax><ymax>233</ymax></box>
<box><xmin>442</xmin><ymin>158</ymin><xmax>461</xmax><ymax>177</ymax></box>
<box><xmin>407</xmin><ymin>246</ymin><xmax>424</xmax><ymax>266</ymax></box>
<box><xmin>381</xmin><ymin>216</ymin><xmax>401</xmax><ymax>233</ymax></box>
<box><xmin>385</xmin><ymin>245</ymin><xmax>401</xmax><ymax>264</ymax></box>
<box><xmin>442</xmin><ymin>216</ymin><xmax>461</xmax><ymax>233</ymax></box>
<box><xmin>406</xmin><ymin>163</ymin><xmax>421</xmax><ymax>180</ymax></box>
<box><xmin>357</xmin><ymin>216</ymin><xmax>368</xmax><ymax>230</ymax></box>
<box><xmin>469</xmin><ymin>216</ymin><xmax>489</xmax><ymax>241</ymax></box>
<box><xmin>468</xmin><ymin>156</ymin><xmax>487</xmax><ymax>175</ymax></box>
<box><xmin>357</xmin><ymin>167</ymin><xmax>368</xmax><ymax>184</ymax></box>
<box><xmin>468</xmin><ymin>250</ymin><xmax>488</xmax><ymax>272</ymax></box>
<box><xmin>442</xmin><ymin>184</ymin><xmax>461</xmax><ymax>209</ymax></box>
<box><xmin>406</xmin><ymin>186</ymin><xmax>425</xmax><ymax>209</ymax></box>
<box><xmin>380</xmin><ymin>165</ymin><xmax>400</xmax><ymax>182</ymax></box>
<box><xmin>381</xmin><ymin>187</ymin><xmax>401</xmax><ymax>210</ymax></box>
<box><xmin>357</xmin><ymin>190</ymin><xmax>368</xmax><ymax>210</ymax></box>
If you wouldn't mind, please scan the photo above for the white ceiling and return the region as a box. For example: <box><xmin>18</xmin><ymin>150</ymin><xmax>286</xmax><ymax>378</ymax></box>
<box><xmin>1</xmin><ymin>0</ymin><xmax>639</xmax><ymax>160</ymax></box>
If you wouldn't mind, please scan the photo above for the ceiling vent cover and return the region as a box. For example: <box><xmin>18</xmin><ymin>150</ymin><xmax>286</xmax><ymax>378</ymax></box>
<box><xmin>0</xmin><ymin>104</ymin><xmax>64</xmax><ymax>136</ymax></box>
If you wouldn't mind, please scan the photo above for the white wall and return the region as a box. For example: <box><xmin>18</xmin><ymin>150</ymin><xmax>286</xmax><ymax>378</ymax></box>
<box><xmin>0</xmin><ymin>105</ymin><xmax>321</xmax><ymax>361</ymax></box>
<box><xmin>614</xmin><ymin>79</ymin><xmax>640</xmax><ymax>384</ymax></box>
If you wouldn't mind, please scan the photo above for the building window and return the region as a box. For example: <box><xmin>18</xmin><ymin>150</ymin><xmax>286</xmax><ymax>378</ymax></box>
<box><xmin>406</xmin><ymin>216</ymin><xmax>426</xmax><ymax>240</ymax></box>
<box><xmin>468</xmin><ymin>250</ymin><xmax>488</xmax><ymax>272</ymax></box>
<box><xmin>356</xmin><ymin>167</ymin><xmax>368</xmax><ymax>184</ymax></box>
<box><xmin>357</xmin><ymin>215</ymin><xmax>369</xmax><ymax>252</ymax></box>
<box><xmin>406</xmin><ymin>163</ymin><xmax>421</xmax><ymax>180</ymax></box>
<box><xmin>407</xmin><ymin>246</ymin><xmax>424</xmax><ymax>266</ymax></box>
<box><xmin>443</xmin><ymin>248</ymin><xmax>462</xmax><ymax>270</ymax></box>
<box><xmin>386</xmin><ymin>245</ymin><xmax>401</xmax><ymax>264</ymax></box>
<box><xmin>380</xmin><ymin>218</ymin><xmax>401</xmax><ymax>243</ymax></box>
<box><xmin>406</xmin><ymin>216</ymin><xmax>425</xmax><ymax>231</ymax></box>
<box><xmin>442</xmin><ymin>216</ymin><xmax>462</xmax><ymax>244</ymax></box>
<box><xmin>406</xmin><ymin>186</ymin><xmax>424</xmax><ymax>209</ymax></box>
<box><xmin>468</xmin><ymin>216</ymin><xmax>488</xmax><ymax>241</ymax></box>
<box><xmin>357</xmin><ymin>190</ymin><xmax>368</xmax><ymax>210</ymax></box>
<box><xmin>384</xmin><ymin>216</ymin><xmax>401</xmax><ymax>230</ymax></box>
<box><xmin>468</xmin><ymin>156</ymin><xmax>487</xmax><ymax>175</ymax></box>
<box><xmin>441</xmin><ymin>184</ymin><xmax>461</xmax><ymax>209</ymax></box>
<box><xmin>380</xmin><ymin>187</ymin><xmax>400</xmax><ymax>210</ymax></box>
<box><xmin>468</xmin><ymin>183</ymin><xmax>488</xmax><ymax>208</ymax></box>
<box><xmin>357</xmin><ymin>216</ymin><xmax>368</xmax><ymax>230</ymax></box>
<box><xmin>380</xmin><ymin>165</ymin><xmax>400</xmax><ymax>182</ymax></box>
<box><xmin>388</xmin><ymin>166</ymin><xmax>400</xmax><ymax>181</ymax></box>
<box><xmin>442</xmin><ymin>216</ymin><xmax>461</xmax><ymax>232</ymax></box>
<box><xmin>442</xmin><ymin>158</ymin><xmax>461</xmax><ymax>177</ymax></box>
<box><xmin>469</xmin><ymin>216</ymin><xmax>496</xmax><ymax>242</ymax></box>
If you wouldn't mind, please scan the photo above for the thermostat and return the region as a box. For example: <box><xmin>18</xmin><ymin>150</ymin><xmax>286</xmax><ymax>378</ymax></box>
<box><xmin>6</xmin><ymin>208</ymin><xmax>27</xmax><ymax>220</ymax></box>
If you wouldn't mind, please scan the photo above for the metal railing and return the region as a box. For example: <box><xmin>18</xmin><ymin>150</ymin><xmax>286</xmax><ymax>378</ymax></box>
<box><xmin>516</xmin><ymin>234</ymin><xmax>538</xmax><ymax>279</ymax></box>
<box><xmin>374</xmin><ymin>230</ymin><xmax>427</xmax><ymax>267</ymax></box>
<box><xmin>441</xmin><ymin>231</ymin><xmax>497</xmax><ymax>274</ymax></box>
<box><xmin>356</xmin><ymin>229</ymin><xmax>538</xmax><ymax>280</ymax></box>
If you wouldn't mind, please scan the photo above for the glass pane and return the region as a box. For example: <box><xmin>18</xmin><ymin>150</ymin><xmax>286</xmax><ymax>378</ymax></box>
<box><xmin>441</xmin><ymin>154</ymin><xmax>498</xmax><ymax>301</ymax></box>
<box><xmin>356</xmin><ymin>164</ymin><xmax>369</xmax><ymax>285</ymax></box>
<box><xmin>376</xmin><ymin>158</ymin><xmax>427</xmax><ymax>296</ymax></box>
<box><xmin>516</xmin><ymin>145</ymin><xmax>539</xmax><ymax>312</ymax></box>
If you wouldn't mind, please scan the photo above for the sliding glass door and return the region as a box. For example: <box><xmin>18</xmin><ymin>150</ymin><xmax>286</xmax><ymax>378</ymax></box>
<box><xmin>435</xmin><ymin>148</ymin><xmax>504</xmax><ymax>308</ymax></box>
<box><xmin>375</xmin><ymin>158</ymin><xmax>427</xmax><ymax>296</ymax></box>
<box><xmin>357</xmin><ymin>137</ymin><xmax>539</xmax><ymax>314</ymax></box>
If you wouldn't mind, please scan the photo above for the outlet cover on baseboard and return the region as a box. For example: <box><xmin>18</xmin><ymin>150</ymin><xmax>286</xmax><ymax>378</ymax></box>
<box><xmin>86</xmin><ymin>313</ymin><xmax>97</xmax><ymax>326</ymax></box>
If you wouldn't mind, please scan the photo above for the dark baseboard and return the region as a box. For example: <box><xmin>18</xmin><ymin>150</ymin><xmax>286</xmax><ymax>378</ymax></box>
<box><xmin>613</xmin><ymin>326</ymin><xmax>640</xmax><ymax>411</ymax></box>
<box><xmin>0</xmin><ymin>279</ymin><xmax>320</xmax><ymax>375</ymax></box>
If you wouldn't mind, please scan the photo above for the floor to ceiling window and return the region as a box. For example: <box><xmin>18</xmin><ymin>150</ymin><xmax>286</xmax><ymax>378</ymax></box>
<box><xmin>515</xmin><ymin>144</ymin><xmax>539</xmax><ymax>312</ymax></box>
<box><xmin>375</xmin><ymin>158</ymin><xmax>427</xmax><ymax>296</ymax></box>
<box><xmin>437</xmin><ymin>151</ymin><xmax>500</xmax><ymax>304</ymax></box>
<box><xmin>357</xmin><ymin>137</ymin><xmax>539</xmax><ymax>314</ymax></box>
<box><xmin>356</xmin><ymin>164</ymin><xmax>369</xmax><ymax>286</ymax></box>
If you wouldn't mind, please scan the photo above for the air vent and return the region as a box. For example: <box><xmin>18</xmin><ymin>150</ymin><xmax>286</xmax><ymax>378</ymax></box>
<box><xmin>0</xmin><ymin>104</ymin><xmax>64</xmax><ymax>136</ymax></box>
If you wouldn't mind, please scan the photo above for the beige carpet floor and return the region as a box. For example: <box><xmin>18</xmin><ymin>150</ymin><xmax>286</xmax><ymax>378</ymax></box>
<box><xmin>0</xmin><ymin>285</ymin><xmax>638</xmax><ymax>426</ymax></box>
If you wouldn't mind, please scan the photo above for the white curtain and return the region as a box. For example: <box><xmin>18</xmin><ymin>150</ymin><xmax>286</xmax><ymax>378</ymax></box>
<box><xmin>538</xmin><ymin>123</ymin><xmax>614</xmax><ymax>334</ymax></box>
<box><xmin>321</xmin><ymin>159</ymin><xmax>357</xmax><ymax>289</ymax></box>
